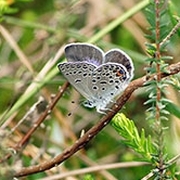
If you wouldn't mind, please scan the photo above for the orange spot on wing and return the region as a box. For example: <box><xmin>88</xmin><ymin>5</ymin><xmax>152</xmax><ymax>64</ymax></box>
<box><xmin>116</xmin><ymin>70</ymin><xmax>123</xmax><ymax>77</ymax></box>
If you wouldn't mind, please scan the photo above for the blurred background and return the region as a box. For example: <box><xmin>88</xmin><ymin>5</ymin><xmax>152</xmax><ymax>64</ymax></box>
<box><xmin>0</xmin><ymin>0</ymin><xmax>180</xmax><ymax>179</ymax></box>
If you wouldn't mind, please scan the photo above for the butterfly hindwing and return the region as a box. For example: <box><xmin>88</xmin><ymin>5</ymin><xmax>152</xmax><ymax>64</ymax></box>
<box><xmin>87</xmin><ymin>63</ymin><xmax>129</xmax><ymax>101</ymax></box>
<box><xmin>104</xmin><ymin>49</ymin><xmax>134</xmax><ymax>81</ymax></box>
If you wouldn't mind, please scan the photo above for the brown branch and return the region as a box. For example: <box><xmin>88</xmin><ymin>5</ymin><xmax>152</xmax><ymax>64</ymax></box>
<box><xmin>16</xmin><ymin>82</ymin><xmax>70</xmax><ymax>149</ymax></box>
<box><xmin>0</xmin><ymin>82</ymin><xmax>70</xmax><ymax>163</ymax></box>
<box><xmin>14</xmin><ymin>62</ymin><xmax>180</xmax><ymax>177</ymax></box>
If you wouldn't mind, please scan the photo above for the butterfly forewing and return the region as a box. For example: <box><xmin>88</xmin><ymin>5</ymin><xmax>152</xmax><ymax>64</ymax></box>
<box><xmin>65</xmin><ymin>43</ymin><xmax>104</xmax><ymax>66</ymax></box>
<box><xmin>58</xmin><ymin>62</ymin><xmax>97</xmax><ymax>99</ymax></box>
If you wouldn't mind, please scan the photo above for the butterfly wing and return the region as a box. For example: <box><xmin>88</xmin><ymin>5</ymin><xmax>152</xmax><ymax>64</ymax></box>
<box><xmin>58</xmin><ymin>44</ymin><xmax>134</xmax><ymax>113</ymax></box>
<box><xmin>104</xmin><ymin>49</ymin><xmax>134</xmax><ymax>81</ymax></box>
<box><xmin>65</xmin><ymin>43</ymin><xmax>104</xmax><ymax>66</ymax></box>
<box><xmin>87</xmin><ymin>63</ymin><xmax>129</xmax><ymax>111</ymax></box>
<box><xmin>58</xmin><ymin>62</ymin><xmax>97</xmax><ymax>100</ymax></box>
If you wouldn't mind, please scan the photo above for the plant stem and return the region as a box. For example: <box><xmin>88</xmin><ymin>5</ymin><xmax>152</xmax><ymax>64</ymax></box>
<box><xmin>155</xmin><ymin>0</ymin><xmax>161</xmax><ymax>120</ymax></box>
<box><xmin>154</xmin><ymin>0</ymin><xmax>164</xmax><ymax>178</ymax></box>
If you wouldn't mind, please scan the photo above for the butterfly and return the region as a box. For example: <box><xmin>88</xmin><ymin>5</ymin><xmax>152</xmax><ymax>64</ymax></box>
<box><xmin>58</xmin><ymin>43</ymin><xmax>134</xmax><ymax>113</ymax></box>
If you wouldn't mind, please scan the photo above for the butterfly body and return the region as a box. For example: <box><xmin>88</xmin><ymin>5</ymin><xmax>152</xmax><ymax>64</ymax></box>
<box><xmin>58</xmin><ymin>43</ymin><xmax>134</xmax><ymax>113</ymax></box>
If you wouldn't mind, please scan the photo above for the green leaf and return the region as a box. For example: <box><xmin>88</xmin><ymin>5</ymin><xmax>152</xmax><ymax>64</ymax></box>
<box><xmin>166</xmin><ymin>102</ymin><xmax>180</xmax><ymax>119</ymax></box>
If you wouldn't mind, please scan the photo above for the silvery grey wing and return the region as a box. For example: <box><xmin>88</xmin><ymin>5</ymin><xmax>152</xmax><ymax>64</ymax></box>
<box><xmin>58</xmin><ymin>62</ymin><xmax>97</xmax><ymax>100</ymax></box>
<box><xmin>87</xmin><ymin>63</ymin><xmax>129</xmax><ymax>101</ymax></box>
<box><xmin>65</xmin><ymin>43</ymin><xmax>104</xmax><ymax>66</ymax></box>
<box><xmin>104</xmin><ymin>49</ymin><xmax>134</xmax><ymax>81</ymax></box>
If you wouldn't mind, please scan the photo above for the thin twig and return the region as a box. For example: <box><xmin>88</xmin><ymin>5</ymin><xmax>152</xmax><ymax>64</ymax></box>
<box><xmin>40</xmin><ymin>161</ymin><xmax>150</xmax><ymax>180</ymax></box>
